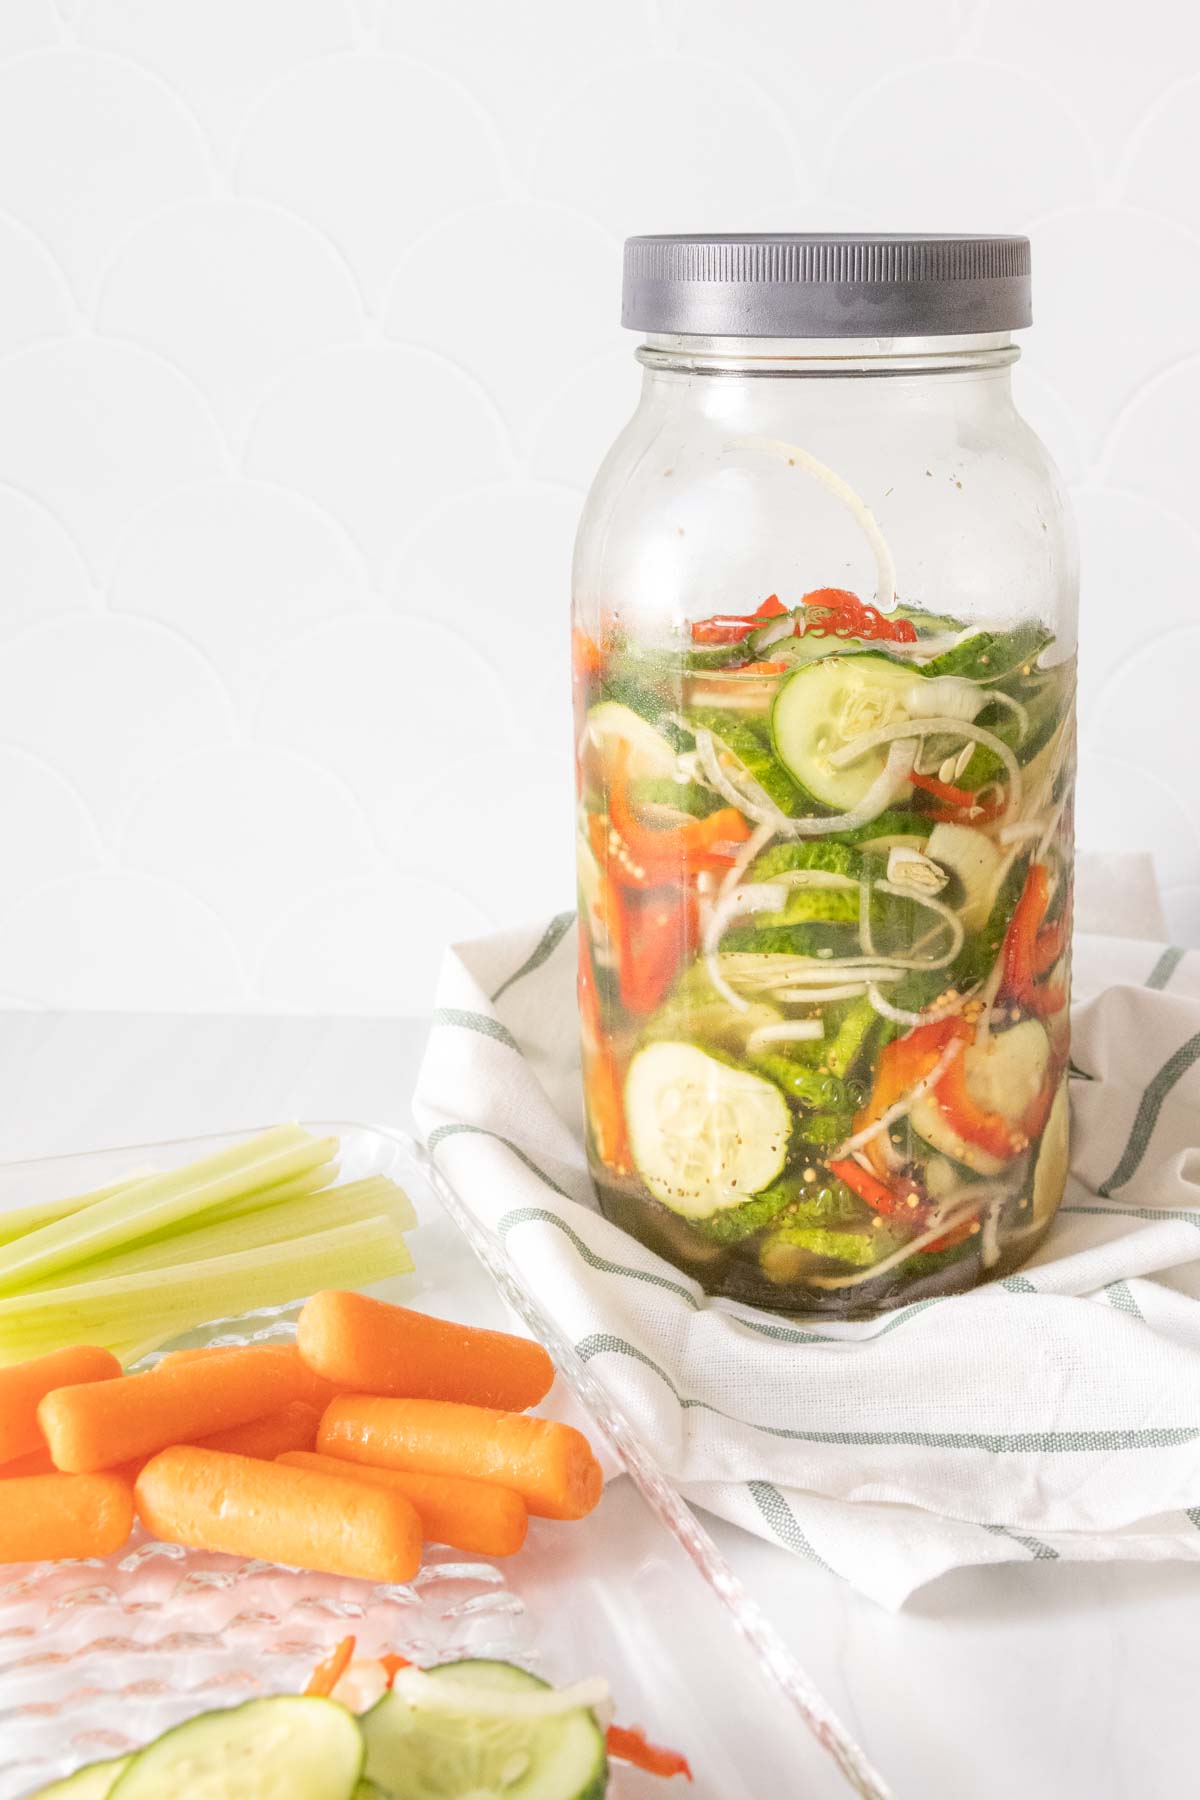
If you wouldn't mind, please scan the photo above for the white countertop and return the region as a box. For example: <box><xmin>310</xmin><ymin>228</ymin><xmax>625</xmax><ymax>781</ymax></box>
<box><xmin>1</xmin><ymin>1011</ymin><xmax>1192</xmax><ymax>1800</ymax></box>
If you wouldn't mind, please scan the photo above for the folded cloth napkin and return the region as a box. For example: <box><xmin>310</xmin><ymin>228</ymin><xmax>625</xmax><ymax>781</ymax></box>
<box><xmin>414</xmin><ymin>916</ymin><xmax>1200</xmax><ymax>1609</ymax></box>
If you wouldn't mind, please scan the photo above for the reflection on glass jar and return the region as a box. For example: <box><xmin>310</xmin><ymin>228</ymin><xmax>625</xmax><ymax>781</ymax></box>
<box><xmin>573</xmin><ymin>234</ymin><xmax>1077</xmax><ymax>1316</ymax></box>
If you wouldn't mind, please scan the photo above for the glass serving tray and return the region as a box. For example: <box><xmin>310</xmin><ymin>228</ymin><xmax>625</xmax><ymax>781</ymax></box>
<box><xmin>0</xmin><ymin>1124</ymin><xmax>890</xmax><ymax>1800</ymax></box>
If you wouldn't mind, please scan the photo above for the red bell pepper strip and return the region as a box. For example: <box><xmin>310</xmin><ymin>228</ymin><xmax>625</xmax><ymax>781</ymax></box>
<box><xmin>379</xmin><ymin>1653</ymin><xmax>412</xmax><ymax>1689</ymax></box>
<box><xmin>304</xmin><ymin>1634</ymin><xmax>355</xmax><ymax>1698</ymax></box>
<box><xmin>690</xmin><ymin>593</ymin><xmax>785</xmax><ymax>645</ymax></box>
<box><xmin>828</xmin><ymin>1157</ymin><xmax>923</xmax><ymax>1221</ymax></box>
<box><xmin>606</xmin><ymin>743</ymin><xmax>750</xmax><ymax>883</ymax></box>
<box><xmin>852</xmin><ymin>1016</ymin><xmax>963</xmax><ymax>1177</ymax></box>
<box><xmin>606</xmin><ymin>1724</ymin><xmax>693</xmax><ymax>1782</ymax></box>
<box><xmin>799</xmin><ymin>588</ymin><xmax>917</xmax><ymax>644</ymax></box>
<box><xmin>571</xmin><ymin>627</ymin><xmax>605</xmax><ymax>680</ymax></box>
<box><xmin>1003</xmin><ymin>863</ymin><xmax>1068</xmax><ymax>1016</ymax></box>
<box><xmin>908</xmin><ymin>770</ymin><xmax>980</xmax><ymax>809</ymax></box>
<box><xmin>930</xmin><ymin>1049</ymin><xmax>1026</xmax><ymax>1161</ymax></box>
<box><xmin>615</xmin><ymin>885</ymin><xmax>698</xmax><ymax>1017</ymax></box>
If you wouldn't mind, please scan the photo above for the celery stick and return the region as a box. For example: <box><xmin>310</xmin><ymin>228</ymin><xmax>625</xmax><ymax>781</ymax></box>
<box><xmin>0</xmin><ymin>1172</ymin><xmax>153</xmax><ymax>1248</ymax></box>
<box><xmin>29</xmin><ymin>1177</ymin><xmax>408</xmax><ymax>1289</ymax></box>
<box><xmin>0</xmin><ymin>1126</ymin><xmax>338</xmax><ymax>1295</ymax></box>
<box><xmin>124</xmin><ymin>1159</ymin><xmax>341</xmax><ymax>1255</ymax></box>
<box><xmin>0</xmin><ymin>1216</ymin><xmax>413</xmax><ymax>1363</ymax></box>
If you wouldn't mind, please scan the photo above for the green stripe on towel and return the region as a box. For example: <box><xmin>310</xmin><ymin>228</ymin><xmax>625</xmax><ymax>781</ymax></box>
<box><xmin>431</xmin><ymin>1007</ymin><xmax>521</xmax><ymax>1051</ymax></box>
<box><xmin>1145</xmin><ymin>945</ymin><xmax>1185</xmax><ymax>991</ymax></box>
<box><xmin>492</xmin><ymin>911</ymin><xmax>575</xmax><ymax>1002</ymax></box>
<box><xmin>1098</xmin><ymin>1029</ymin><xmax>1200</xmax><ymax>1195</ymax></box>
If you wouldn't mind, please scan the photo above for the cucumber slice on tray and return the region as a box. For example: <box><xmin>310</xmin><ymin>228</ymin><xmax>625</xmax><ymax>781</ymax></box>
<box><xmin>362</xmin><ymin>1660</ymin><xmax>607</xmax><ymax>1800</ymax></box>
<box><xmin>28</xmin><ymin>1759</ymin><xmax>132</xmax><ymax>1799</ymax></box>
<box><xmin>107</xmin><ymin>1697</ymin><xmax>364</xmax><ymax>1799</ymax></box>
<box><xmin>624</xmin><ymin>1041</ymin><xmax>791</xmax><ymax>1217</ymax></box>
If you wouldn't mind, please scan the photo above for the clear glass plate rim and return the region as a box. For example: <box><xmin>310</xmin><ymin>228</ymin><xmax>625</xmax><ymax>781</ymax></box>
<box><xmin>0</xmin><ymin>1117</ymin><xmax>891</xmax><ymax>1800</ymax></box>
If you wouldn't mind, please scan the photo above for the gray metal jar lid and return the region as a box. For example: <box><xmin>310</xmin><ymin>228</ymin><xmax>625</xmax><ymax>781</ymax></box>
<box><xmin>621</xmin><ymin>233</ymin><xmax>1031</xmax><ymax>338</ymax></box>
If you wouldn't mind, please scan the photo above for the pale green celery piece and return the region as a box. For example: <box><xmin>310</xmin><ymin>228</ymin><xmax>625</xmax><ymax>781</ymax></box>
<box><xmin>28</xmin><ymin>1178</ymin><xmax>409</xmax><ymax>1290</ymax></box>
<box><xmin>0</xmin><ymin>1126</ymin><xmax>338</xmax><ymax>1296</ymax></box>
<box><xmin>0</xmin><ymin>1216</ymin><xmax>414</xmax><ymax>1363</ymax></box>
<box><xmin>0</xmin><ymin>1172</ymin><xmax>153</xmax><ymax>1249</ymax></box>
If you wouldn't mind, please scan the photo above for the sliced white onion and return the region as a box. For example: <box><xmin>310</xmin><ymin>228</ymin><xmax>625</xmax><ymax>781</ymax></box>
<box><xmin>747</xmin><ymin>1019</ymin><xmax>825</xmax><ymax>1053</ymax></box>
<box><xmin>981</xmin><ymin>687</ymin><xmax>1029</xmax><ymax>741</ymax></box>
<box><xmin>750</xmin><ymin>612</ymin><xmax>798</xmax><ymax>651</ymax></box>
<box><xmin>858</xmin><ymin>875</ymin><xmax>876</xmax><ymax>957</ymax></box>
<box><xmin>874</xmin><ymin>878</ymin><xmax>966</xmax><ymax>964</ymax></box>
<box><xmin>702</xmin><ymin>881</ymin><xmax>788</xmax><ymax>1013</ymax></box>
<box><xmin>866</xmin><ymin>981</ymin><xmax>975</xmax><ymax>1028</ymax></box>
<box><xmin>717</xmin><ymin>815</ymin><xmax>777</xmax><ymax>903</ymax></box>
<box><xmin>771</xmin><ymin>981</ymin><xmax>870</xmax><ymax>1003</ymax></box>
<box><xmin>905</xmin><ymin>675</ymin><xmax>988</xmax><ymax>722</ymax></box>
<box><xmin>732</xmin><ymin>434</ymin><xmax>897</xmax><ymax>609</ymax></box>
<box><xmin>828</xmin><ymin>716</ymin><xmax>1022</xmax><ymax>813</ymax></box>
<box><xmin>773</xmin><ymin>963</ymin><xmax>905</xmax><ymax>987</ymax></box>
<box><xmin>694</xmin><ymin>727</ymin><xmax>789</xmax><ymax>828</ymax></box>
<box><xmin>997</xmin><ymin>819</ymin><xmax>1046</xmax><ymax>845</ymax></box>
<box><xmin>833</xmin><ymin>1034</ymin><xmax>964</xmax><ymax>1158</ymax></box>
<box><xmin>876</xmin><ymin>627</ymin><xmax>978</xmax><ymax>660</ymax></box>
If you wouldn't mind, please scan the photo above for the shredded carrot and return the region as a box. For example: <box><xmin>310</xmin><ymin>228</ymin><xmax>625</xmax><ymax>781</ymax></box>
<box><xmin>380</xmin><ymin>1652</ymin><xmax>413</xmax><ymax>1688</ymax></box>
<box><xmin>304</xmin><ymin>1633</ymin><xmax>356</xmax><ymax>1698</ymax></box>
<box><xmin>606</xmin><ymin>1723</ymin><xmax>693</xmax><ymax>1781</ymax></box>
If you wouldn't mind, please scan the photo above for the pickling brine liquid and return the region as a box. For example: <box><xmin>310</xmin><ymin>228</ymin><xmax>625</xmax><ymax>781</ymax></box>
<box><xmin>575</xmin><ymin>593</ymin><xmax>1074</xmax><ymax>1317</ymax></box>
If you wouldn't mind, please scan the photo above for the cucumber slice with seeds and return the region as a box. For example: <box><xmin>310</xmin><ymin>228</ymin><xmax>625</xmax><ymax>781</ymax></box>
<box><xmin>771</xmin><ymin>654</ymin><xmax>922</xmax><ymax>811</ymax></box>
<box><xmin>362</xmin><ymin>1659</ymin><xmax>606</xmax><ymax>1800</ymax></box>
<box><xmin>624</xmin><ymin>1042</ymin><xmax>791</xmax><ymax>1218</ymax></box>
<box><xmin>109</xmin><ymin>1697</ymin><xmax>363</xmax><ymax>1800</ymax></box>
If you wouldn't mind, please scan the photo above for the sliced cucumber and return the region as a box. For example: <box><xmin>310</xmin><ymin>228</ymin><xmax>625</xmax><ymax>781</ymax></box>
<box><xmin>924</xmin><ymin>822</ymin><xmax>1003</xmax><ymax>932</ymax></box>
<box><xmin>750</xmin><ymin>840</ymin><xmax>862</xmax><ymax>882</ymax></box>
<box><xmin>771</xmin><ymin>653</ymin><xmax>921</xmax><ymax>810</ymax></box>
<box><xmin>688</xmin><ymin>708</ymin><xmax>807</xmax><ymax>815</ymax></box>
<box><xmin>921</xmin><ymin>622</ymin><xmax>1050</xmax><ymax>684</ymax></box>
<box><xmin>624</xmin><ymin>1041</ymin><xmax>791</xmax><ymax>1217</ymax></box>
<box><xmin>109</xmin><ymin>1697</ymin><xmax>363</xmax><ymax>1800</ymax></box>
<box><xmin>27</xmin><ymin>1759</ymin><xmax>132</xmax><ymax>1799</ymax></box>
<box><xmin>362</xmin><ymin>1660</ymin><xmax>606</xmax><ymax>1800</ymax></box>
<box><xmin>911</xmin><ymin>1021</ymin><xmax>1051</xmax><ymax>1176</ymax></box>
<box><xmin>585</xmin><ymin>700</ymin><xmax>678</xmax><ymax>782</ymax></box>
<box><xmin>630</xmin><ymin>775</ymin><xmax>722</xmax><ymax>818</ymax></box>
<box><xmin>1030</xmin><ymin>1076</ymin><xmax>1070</xmax><ymax>1229</ymax></box>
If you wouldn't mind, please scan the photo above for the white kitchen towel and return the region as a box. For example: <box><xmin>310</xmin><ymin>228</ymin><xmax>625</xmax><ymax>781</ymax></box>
<box><xmin>414</xmin><ymin>918</ymin><xmax>1200</xmax><ymax>1609</ymax></box>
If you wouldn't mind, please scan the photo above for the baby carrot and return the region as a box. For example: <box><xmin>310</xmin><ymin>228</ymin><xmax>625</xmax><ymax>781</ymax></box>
<box><xmin>115</xmin><ymin>1400</ymin><xmax>322</xmax><ymax>1481</ymax></box>
<box><xmin>0</xmin><ymin>1346</ymin><xmax>121</xmax><ymax>1463</ymax></box>
<box><xmin>318</xmin><ymin>1397</ymin><xmax>603</xmax><ymax>1522</ymax></box>
<box><xmin>298</xmin><ymin>1290</ymin><xmax>555</xmax><ymax>1411</ymax></box>
<box><xmin>39</xmin><ymin>1344</ymin><xmax>328</xmax><ymax>1473</ymax></box>
<box><xmin>0</xmin><ymin>1472</ymin><xmax>133</xmax><ymax>1563</ymax></box>
<box><xmin>278</xmin><ymin>1450</ymin><xmax>529</xmax><ymax>1557</ymax></box>
<box><xmin>0</xmin><ymin>1446</ymin><xmax>54</xmax><ymax>1478</ymax></box>
<box><xmin>134</xmin><ymin>1447</ymin><xmax>423</xmax><ymax>1584</ymax></box>
<box><xmin>160</xmin><ymin>1344</ymin><xmax>344</xmax><ymax>1412</ymax></box>
<box><xmin>197</xmin><ymin>1399</ymin><xmax>320</xmax><ymax>1460</ymax></box>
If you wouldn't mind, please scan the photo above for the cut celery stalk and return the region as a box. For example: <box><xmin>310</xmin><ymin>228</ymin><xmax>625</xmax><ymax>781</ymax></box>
<box><xmin>0</xmin><ymin>1216</ymin><xmax>414</xmax><ymax>1363</ymax></box>
<box><xmin>28</xmin><ymin>1178</ymin><xmax>410</xmax><ymax>1290</ymax></box>
<box><xmin>0</xmin><ymin>1172</ymin><xmax>153</xmax><ymax>1249</ymax></box>
<box><xmin>0</xmin><ymin>1126</ymin><xmax>338</xmax><ymax>1296</ymax></box>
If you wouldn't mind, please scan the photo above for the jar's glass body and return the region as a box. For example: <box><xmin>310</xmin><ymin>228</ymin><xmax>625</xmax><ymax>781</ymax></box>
<box><xmin>572</xmin><ymin>333</ymin><xmax>1077</xmax><ymax>1316</ymax></box>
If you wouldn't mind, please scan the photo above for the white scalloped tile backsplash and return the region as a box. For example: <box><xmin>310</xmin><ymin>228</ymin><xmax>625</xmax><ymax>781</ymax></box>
<box><xmin>0</xmin><ymin>0</ymin><xmax>1197</xmax><ymax>1011</ymax></box>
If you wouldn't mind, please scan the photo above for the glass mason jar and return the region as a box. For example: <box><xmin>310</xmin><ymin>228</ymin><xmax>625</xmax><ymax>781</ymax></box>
<box><xmin>572</xmin><ymin>234</ymin><xmax>1076</xmax><ymax>1317</ymax></box>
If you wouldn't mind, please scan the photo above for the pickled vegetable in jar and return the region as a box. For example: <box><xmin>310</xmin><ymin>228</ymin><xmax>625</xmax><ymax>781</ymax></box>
<box><xmin>573</xmin><ymin>233</ymin><xmax>1076</xmax><ymax>1317</ymax></box>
